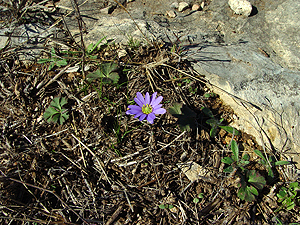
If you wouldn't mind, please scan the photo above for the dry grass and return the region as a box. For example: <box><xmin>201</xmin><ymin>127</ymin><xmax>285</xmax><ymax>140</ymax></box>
<box><xmin>0</xmin><ymin>0</ymin><xmax>299</xmax><ymax>224</ymax></box>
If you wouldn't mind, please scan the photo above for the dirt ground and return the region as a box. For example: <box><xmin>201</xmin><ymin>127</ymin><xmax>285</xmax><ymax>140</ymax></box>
<box><xmin>0</xmin><ymin>0</ymin><xmax>299</xmax><ymax>224</ymax></box>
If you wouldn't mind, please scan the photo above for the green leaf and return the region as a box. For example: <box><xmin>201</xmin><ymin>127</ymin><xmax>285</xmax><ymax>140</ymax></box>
<box><xmin>247</xmin><ymin>170</ymin><xmax>266</xmax><ymax>190</ymax></box>
<box><xmin>267</xmin><ymin>167</ymin><xmax>274</xmax><ymax>179</ymax></box>
<box><xmin>87</xmin><ymin>63</ymin><xmax>120</xmax><ymax>84</ymax></box>
<box><xmin>86</xmin><ymin>37</ymin><xmax>106</xmax><ymax>54</ymax></box>
<box><xmin>286</xmin><ymin>202</ymin><xmax>295</xmax><ymax>211</ymax></box>
<box><xmin>198</xmin><ymin>193</ymin><xmax>204</xmax><ymax>198</ymax></box>
<box><xmin>168</xmin><ymin>102</ymin><xmax>182</xmax><ymax>115</ymax></box>
<box><xmin>219</xmin><ymin>126</ymin><xmax>241</xmax><ymax>135</ymax></box>
<box><xmin>239</xmin><ymin>160</ymin><xmax>250</xmax><ymax>166</ymax></box>
<box><xmin>37</xmin><ymin>58</ymin><xmax>53</xmax><ymax>63</ymax></box>
<box><xmin>48</xmin><ymin>62</ymin><xmax>55</xmax><ymax>71</ymax></box>
<box><xmin>221</xmin><ymin>157</ymin><xmax>234</xmax><ymax>165</ymax></box>
<box><xmin>209</xmin><ymin>126</ymin><xmax>218</xmax><ymax>137</ymax></box>
<box><xmin>248</xmin><ymin>186</ymin><xmax>259</xmax><ymax>196</ymax></box>
<box><xmin>238</xmin><ymin>185</ymin><xmax>256</xmax><ymax>202</ymax></box>
<box><xmin>51</xmin><ymin>47</ymin><xmax>56</xmax><ymax>56</ymax></box>
<box><xmin>242</xmin><ymin>154</ymin><xmax>250</xmax><ymax>161</ymax></box>
<box><xmin>204</xmin><ymin>93</ymin><xmax>211</xmax><ymax>98</ymax></box>
<box><xmin>86</xmin><ymin>43</ymin><xmax>94</xmax><ymax>53</ymax></box>
<box><xmin>231</xmin><ymin>140</ymin><xmax>239</xmax><ymax>162</ymax></box>
<box><xmin>56</xmin><ymin>59</ymin><xmax>68</xmax><ymax>67</ymax></box>
<box><xmin>193</xmin><ymin>198</ymin><xmax>200</xmax><ymax>204</ymax></box>
<box><xmin>87</xmin><ymin>69</ymin><xmax>102</xmax><ymax>80</ymax></box>
<box><xmin>43</xmin><ymin>106</ymin><xmax>59</xmax><ymax>119</ymax></box>
<box><xmin>253</xmin><ymin>150</ymin><xmax>267</xmax><ymax>162</ymax></box>
<box><xmin>206</xmin><ymin>118</ymin><xmax>218</xmax><ymax>126</ymax></box>
<box><xmin>274</xmin><ymin>160</ymin><xmax>291</xmax><ymax>166</ymax></box>
<box><xmin>201</xmin><ymin>107</ymin><xmax>214</xmax><ymax>118</ymax></box>
<box><xmin>168</xmin><ymin>205</ymin><xmax>174</xmax><ymax>209</ymax></box>
<box><xmin>43</xmin><ymin>97</ymin><xmax>69</xmax><ymax>125</ymax></box>
<box><xmin>277</xmin><ymin>189</ymin><xmax>287</xmax><ymax>201</ymax></box>
<box><xmin>159</xmin><ymin>204</ymin><xmax>166</xmax><ymax>209</ymax></box>
<box><xmin>289</xmin><ymin>182</ymin><xmax>299</xmax><ymax>190</ymax></box>
<box><xmin>168</xmin><ymin>103</ymin><xmax>197</xmax><ymax>131</ymax></box>
<box><xmin>223</xmin><ymin>165</ymin><xmax>234</xmax><ymax>173</ymax></box>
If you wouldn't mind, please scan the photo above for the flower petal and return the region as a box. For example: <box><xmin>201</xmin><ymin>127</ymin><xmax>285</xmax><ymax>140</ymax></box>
<box><xmin>146</xmin><ymin>113</ymin><xmax>156</xmax><ymax>124</ymax></box>
<box><xmin>145</xmin><ymin>92</ymin><xmax>150</xmax><ymax>105</ymax></box>
<box><xmin>135</xmin><ymin>92</ymin><xmax>145</xmax><ymax>107</ymax></box>
<box><xmin>153</xmin><ymin>104</ymin><xmax>163</xmax><ymax>110</ymax></box>
<box><xmin>126</xmin><ymin>105</ymin><xmax>142</xmax><ymax>115</ymax></box>
<box><xmin>134</xmin><ymin>111</ymin><xmax>144</xmax><ymax>118</ymax></box>
<box><xmin>150</xmin><ymin>92</ymin><xmax>157</xmax><ymax>105</ymax></box>
<box><xmin>153</xmin><ymin>108</ymin><xmax>166</xmax><ymax>115</ymax></box>
<box><xmin>139</xmin><ymin>113</ymin><xmax>147</xmax><ymax>121</ymax></box>
<box><xmin>150</xmin><ymin>95</ymin><xmax>163</xmax><ymax>107</ymax></box>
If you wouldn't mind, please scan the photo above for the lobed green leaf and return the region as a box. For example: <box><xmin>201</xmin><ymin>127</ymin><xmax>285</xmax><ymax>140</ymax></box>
<box><xmin>247</xmin><ymin>170</ymin><xmax>266</xmax><ymax>190</ymax></box>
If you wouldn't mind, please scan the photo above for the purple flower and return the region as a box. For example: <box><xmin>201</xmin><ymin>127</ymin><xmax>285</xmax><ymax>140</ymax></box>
<box><xmin>126</xmin><ymin>92</ymin><xmax>166</xmax><ymax>124</ymax></box>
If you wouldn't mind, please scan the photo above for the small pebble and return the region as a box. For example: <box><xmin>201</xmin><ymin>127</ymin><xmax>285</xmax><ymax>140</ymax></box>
<box><xmin>200</xmin><ymin>1</ymin><xmax>205</xmax><ymax>9</ymax></box>
<box><xmin>178</xmin><ymin>2</ymin><xmax>189</xmax><ymax>12</ymax></box>
<box><xmin>166</xmin><ymin>10</ymin><xmax>176</xmax><ymax>18</ymax></box>
<box><xmin>170</xmin><ymin>2</ymin><xmax>179</xmax><ymax>9</ymax></box>
<box><xmin>192</xmin><ymin>4</ymin><xmax>200</xmax><ymax>11</ymax></box>
<box><xmin>118</xmin><ymin>49</ymin><xmax>127</xmax><ymax>58</ymax></box>
<box><xmin>228</xmin><ymin>0</ymin><xmax>252</xmax><ymax>17</ymax></box>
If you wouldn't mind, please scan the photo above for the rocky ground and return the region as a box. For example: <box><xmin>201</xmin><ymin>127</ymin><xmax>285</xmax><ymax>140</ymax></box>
<box><xmin>0</xmin><ymin>0</ymin><xmax>299</xmax><ymax>224</ymax></box>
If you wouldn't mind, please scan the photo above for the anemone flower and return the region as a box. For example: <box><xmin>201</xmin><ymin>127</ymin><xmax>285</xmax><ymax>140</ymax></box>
<box><xmin>126</xmin><ymin>92</ymin><xmax>166</xmax><ymax>124</ymax></box>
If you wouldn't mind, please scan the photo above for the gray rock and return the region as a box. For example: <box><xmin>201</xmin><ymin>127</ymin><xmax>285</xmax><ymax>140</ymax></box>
<box><xmin>192</xmin><ymin>42</ymin><xmax>300</xmax><ymax>165</ymax></box>
<box><xmin>178</xmin><ymin>2</ymin><xmax>189</xmax><ymax>12</ymax></box>
<box><xmin>228</xmin><ymin>0</ymin><xmax>252</xmax><ymax>17</ymax></box>
<box><xmin>264</xmin><ymin>0</ymin><xmax>300</xmax><ymax>70</ymax></box>
<box><xmin>0</xmin><ymin>23</ymin><xmax>58</xmax><ymax>62</ymax></box>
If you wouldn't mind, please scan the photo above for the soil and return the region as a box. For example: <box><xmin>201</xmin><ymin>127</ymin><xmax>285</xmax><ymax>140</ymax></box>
<box><xmin>0</xmin><ymin>0</ymin><xmax>299</xmax><ymax>224</ymax></box>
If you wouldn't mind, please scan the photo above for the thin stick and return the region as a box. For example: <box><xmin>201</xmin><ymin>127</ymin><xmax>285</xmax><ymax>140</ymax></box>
<box><xmin>71</xmin><ymin>134</ymin><xmax>111</xmax><ymax>185</ymax></box>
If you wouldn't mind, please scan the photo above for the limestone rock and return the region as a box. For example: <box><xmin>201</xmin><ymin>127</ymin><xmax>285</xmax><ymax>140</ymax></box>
<box><xmin>264</xmin><ymin>0</ymin><xmax>300</xmax><ymax>70</ymax></box>
<box><xmin>228</xmin><ymin>0</ymin><xmax>252</xmax><ymax>17</ymax></box>
<box><xmin>166</xmin><ymin>10</ymin><xmax>176</xmax><ymax>18</ymax></box>
<box><xmin>178</xmin><ymin>2</ymin><xmax>189</xmax><ymax>12</ymax></box>
<box><xmin>170</xmin><ymin>2</ymin><xmax>179</xmax><ymax>9</ymax></box>
<box><xmin>118</xmin><ymin>49</ymin><xmax>127</xmax><ymax>58</ymax></box>
<box><xmin>0</xmin><ymin>23</ymin><xmax>58</xmax><ymax>62</ymax></box>
<box><xmin>192</xmin><ymin>4</ymin><xmax>200</xmax><ymax>11</ymax></box>
<box><xmin>177</xmin><ymin>162</ymin><xmax>212</xmax><ymax>182</ymax></box>
<box><xmin>191</xmin><ymin>43</ymin><xmax>300</xmax><ymax>167</ymax></box>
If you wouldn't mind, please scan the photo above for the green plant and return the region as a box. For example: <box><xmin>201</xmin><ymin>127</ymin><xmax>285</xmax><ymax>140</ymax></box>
<box><xmin>159</xmin><ymin>204</ymin><xmax>174</xmax><ymax>209</ymax></box>
<box><xmin>126</xmin><ymin>35</ymin><xmax>141</xmax><ymax>49</ymax></box>
<box><xmin>43</xmin><ymin>97</ymin><xmax>69</xmax><ymax>125</ymax></box>
<box><xmin>87</xmin><ymin>62</ymin><xmax>120</xmax><ymax>84</ymax></box>
<box><xmin>193</xmin><ymin>193</ymin><xmax>204</xmax><ymax>204</ymax></box>
<box><xmin>276</xmin><ymin>182</ymin><xmax>300</xmax><ymax>212</ymax></box>
<box><xmin>86</xmin><ymin>37</ymin><xmax>107</xmax><ymax>59</ymax></box>
<box><xmin>201</xmin><ymin>107</ymin><xmax>240</xmax><ymax>137</ymax></box>
<box><xmin>222</xmin><ymin>140</ymin><xmax>266</xmax><ymax>202</ymax></box>
<box><xmin>37</xmin><ymin>47</ymin><xmax>68</xmax><ymax>71</ymax></box>
<box><xmin>203</xmin><ymin>92</ymin><xmax>216</xmax><ymax>98</ymax></box>
<box><xmin>254</xmin><ymin>150</ymin><xmax>290</xmax><ymax>182</ymax></box>
<box><xmin>222</xmin><ymin>140</ymin><xmax>250</xmax><ymax>173</ymax></box>
<box><xmin>188</xmin><ymin>86</ymin><xmax>198</xmax><ymax>94</ymax></box>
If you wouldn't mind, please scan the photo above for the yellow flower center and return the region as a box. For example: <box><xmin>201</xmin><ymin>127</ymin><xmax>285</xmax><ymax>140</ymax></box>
<box><xmin>142</xmin><ymin>104</ymin><xmax>153</xmax><ymax>114</ymax></box>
